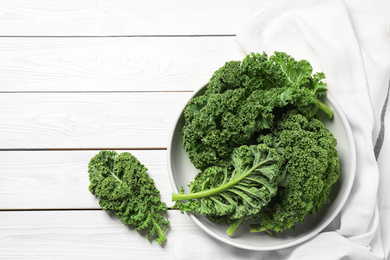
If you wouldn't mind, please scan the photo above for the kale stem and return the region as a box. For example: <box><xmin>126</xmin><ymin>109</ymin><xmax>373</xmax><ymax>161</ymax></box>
<box><xmin>172</xmin><ymin>164</ymin><xmax>259</xmax><ymax>201</ymax></box>
<box><xmin>314</xmin><ymin>99</ymin><xmax>333</xmax><ymax>118</ymax></box>
<box><xmin>249</xmin><ymin>224</ymin><xmax>268</xmax><ymax>233</ymax></box>
<box><xmin>151</xmin><ymin>217</ymin><xmax>166</xmax><ymax>245</ymax></box>
<box><xmin>108</xmin><ymin>169</ymin><xmax>122</xmax><ymax>183</ymax></box>
<box><xmin>226</xmin><ymin>219</ymin><xmax>243</xmax><ymax>235</ymax></box>
<box><xmin>172</xmin><ymin>186</ymin><xmax>226</xmax><ymax>201</ymax></box>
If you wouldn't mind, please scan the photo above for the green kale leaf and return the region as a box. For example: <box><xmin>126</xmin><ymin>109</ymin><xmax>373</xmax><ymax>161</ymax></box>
<box><xmin>172</xmin><ymin>144</ymin><xmax>284</xmax><ymax>235</ymax></box>
<box><xmin>88</xmin><ymin>151</ymin><xmax>169</xmax><ymax>245</ymax></box>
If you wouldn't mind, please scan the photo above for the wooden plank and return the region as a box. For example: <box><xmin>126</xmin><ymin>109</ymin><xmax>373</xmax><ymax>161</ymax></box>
<box><xmin>0</xmin><ymin>92</ymin><xmax>192</xmax><ymax>149</ymax></box>
<box><xmin>0</xmin><ymin>37</ymin><xmax>245</xmax><ymax>92</ymax></box>
<box><xmin>0</xmin><ymin>0</ymin><xmax>272</xmax><ymax>36</ymax></box>
<box><xmin>0</xmin><ymin>209</ymin><xmax>200</xmax><ymax>259</ymax></box>
<box><xmin>0</xmin><ymin>150</ymin><xmax>176</xmax><ymax>209</ymax></box>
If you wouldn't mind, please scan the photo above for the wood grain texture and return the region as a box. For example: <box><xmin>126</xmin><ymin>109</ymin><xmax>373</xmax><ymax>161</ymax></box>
<box><xmin>0</xmin><ymin>150</ymin><xmax>175</xmax><ymax>209</ymax></box>
<box><xmin>0</xmin><ymin>92</ymin><xmax>192</xmax><ymax>149</ymax></box>
<box><xmin>0</xmin><ymin>37</ymin><xmax>245</xmax><ymax>92</ymax></box>
<box><xmin>0</xmin><ymin>0</ymin><xmax>272</xmax><ymax>36</ymax></box>
<box><xmin>0</xmin><ymin>210</ymin><xmax>201</xmax><ymax>259</ymax></box>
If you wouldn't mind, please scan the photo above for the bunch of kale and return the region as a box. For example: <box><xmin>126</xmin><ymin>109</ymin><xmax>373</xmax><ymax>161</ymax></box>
<box><xmin>173</xmin><ymin>52</ymin><xmax>340</xmax><ymax>235</ymax></box>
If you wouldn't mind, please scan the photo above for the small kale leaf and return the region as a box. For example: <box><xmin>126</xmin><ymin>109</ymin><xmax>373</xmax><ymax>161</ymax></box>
<box><xmin>88</xmin><ymin>151</ymin><xmax>170</xmax><ymax>245</ymax></box>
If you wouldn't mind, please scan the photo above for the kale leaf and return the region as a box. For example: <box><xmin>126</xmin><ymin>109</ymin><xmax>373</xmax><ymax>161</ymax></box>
<box><xmin>172</xmin><ymin>144</ymin><xmax>284</xmax><ymax>235</ymax></box>
<box><xmin>88</xmin><ymin>151</ymin><xmax>169</xmax><ymax>245</ymax></box>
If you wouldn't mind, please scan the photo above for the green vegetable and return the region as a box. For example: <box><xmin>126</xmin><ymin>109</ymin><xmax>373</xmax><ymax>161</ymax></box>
<box><xmin>182</xmin><ymin>51</ymin><xmax>332</xmax><ymax>171</ymax></box>
<box><xmin>173</xmin><ymin>144</ymin><xmax>284</xmax><ymax>235</ymax></box>
<box><xmin>174</xmin><ymin>110</ymin><xmax>339</xmax><ymax>235</ymax></box>
<box><xmin>249</xmin><ymin>110</ymin><xmax>340</xmax><ymax>234</ymax></box>
<box><xmin>173</xmin><ymin>52</ymin><xmax>340</xmax><ymax>236</ymax></box>
<box><xmin>88</xmin><ymin>151</ymin><xmax>169</xmax><ymax>245</ymax></box>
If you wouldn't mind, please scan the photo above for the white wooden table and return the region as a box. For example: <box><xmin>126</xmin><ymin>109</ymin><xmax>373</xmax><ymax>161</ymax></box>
<box><xmin>0</xmin><ymin>1</ymin><xmax>274</xmax><ymax>258</ymax></box>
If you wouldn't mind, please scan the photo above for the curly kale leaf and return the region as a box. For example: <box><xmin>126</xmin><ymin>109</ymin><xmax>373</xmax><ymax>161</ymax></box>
<box><xmin>182</xmin><ymin>52</ymin><xmax>332</xmax><ymax>170</ymax></box>
<box><xmin>172</xmin><ymin>144</ymin><xmax>284</xmax><ymax>235</ymax></box>
<box><xmin>250</xmin><ymin>110</ymin><xmax>340</xmax><ymax>234</ymax></box>
<box><xmin>88</xmin><ymin>151</ymin><xmax>169</xmax><ymax>245</ymax></box>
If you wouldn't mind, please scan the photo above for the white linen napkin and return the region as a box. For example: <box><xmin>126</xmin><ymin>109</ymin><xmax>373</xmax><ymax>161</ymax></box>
<box><xmin>173</xmin><ymin>0</ymin><xmax>390</xmax><ymax>259</ymax></box>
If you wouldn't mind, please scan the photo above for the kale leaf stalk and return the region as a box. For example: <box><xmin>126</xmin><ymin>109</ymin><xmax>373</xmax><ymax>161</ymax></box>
<box><xmin>314</xmin><ymin>99</ymin><xmax>333</xmax><ymax>118</ymax></box>
<box><xmin>226</xmin><ymin>219</ymin><xmax>245</xmax><ymax>236</ymax></box>
<box><xmin>151</xmin><ymin>217</ymin><xmax>167</xmax><ymax>245</ymax></box>
<box><xmin>172</xmin><ymin>152</ymin><xmax>274</xmax><ymax>201</ymax></box>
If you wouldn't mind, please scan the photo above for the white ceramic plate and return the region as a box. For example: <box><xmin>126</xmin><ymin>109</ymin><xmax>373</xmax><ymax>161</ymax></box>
<box><xmin>167</xmin><ymin>84</ymin><xmax>356</xmax><ymax>251</ymax></box>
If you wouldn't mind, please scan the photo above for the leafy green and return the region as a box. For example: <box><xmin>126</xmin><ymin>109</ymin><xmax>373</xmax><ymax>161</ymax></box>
<box><xmin>174</xmin><ymin>52</ymin><xmax>340</xmax><ymax>236</ymax></box>
<box><xmin>182</xmin><ymin>51</ymin><xmax>332</xmax><ymax>171</ymax></box>
<box><xmin>174</xmin><ymin>110</ymin><xmax>339</xmax><ymax>235</ymax></box>
<box><xmin>249</xmin><ymin>110</ymin><xmax>340</xmax><ymax>234</ymax></box>
<box><xmin>88</xmin><ymin>151</ymin><xmax>169</xmax><ymax>245</ymax></box>
<box><xmin>173</xmin><ymin>144</ymin><xmax>284</xmax><ymax>235</ymax></box>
